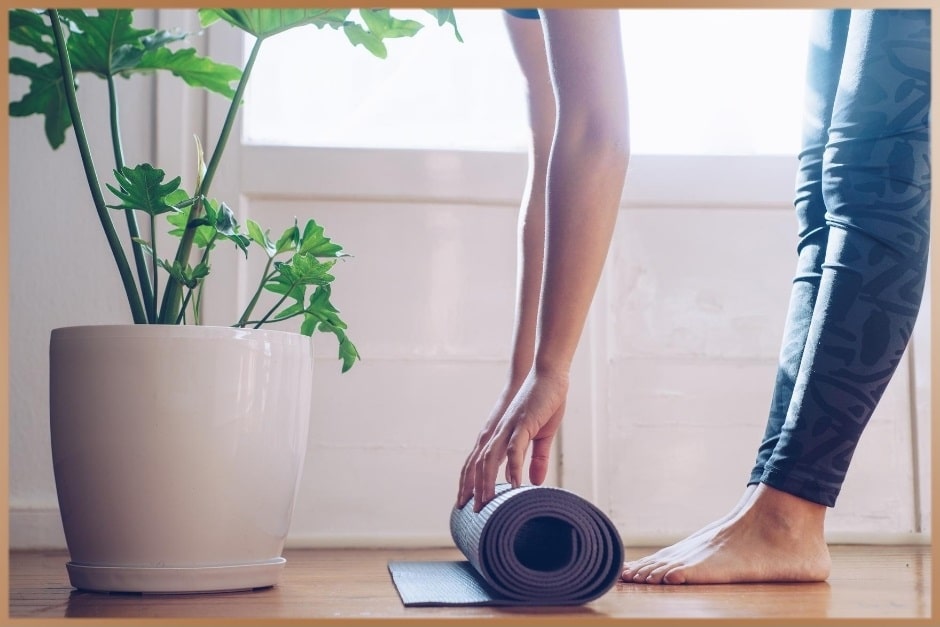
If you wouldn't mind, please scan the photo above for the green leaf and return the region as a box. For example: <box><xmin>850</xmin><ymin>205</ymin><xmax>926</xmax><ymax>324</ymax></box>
<box><xmin>105</xmin><ymin>163</ymin><xmax>181</xmax><ymax>216</ymax></box>
<box><xmin>166</xmin><ymin>199</ymin><xmax>192</xmax><ymax>234</ymax></box>
<box><xmin>246</xmin><ymin>219</ymin><xmax>276</xmax><ymax>257</ymax></box>
<box><xmin>197</xmin><ymin>9</ymin><xmax>222</xmax><ymax>28</ymax></box>
<box><xmin>8</xmin><ymin>57</ymin><xmax>71</xmax><ymax>148</ymax></box>
<box><xmin>198</xmin><ymin>8</ymin><xmax>450</xmax><ymax>60</ymax></box>
<box><xmin>166</xmin><ymin>197</ymin><xmax>239</xmax><ymax>252</ymax></box>
<box><xmin>304</xmin><ymin>285</ymin><xmax>359</xmax><ymax>372</ymax></box>
<box><xmin>193</xmin><ymin>135</ymin><xmax>207</xmax><ymax>192</ymax></box>
<box><xmin>300</xmin><ymin>219</ymin><xmax>345</xmax><ymax>257</ymax></box>
<box><xmin>31</xmin><ymin>9</ymin><xmax>231</xmax><ymax>92</ymax></box>
<box><xmin>132</xmin><ymin>47</ymin><xmax>241</xmax><ymax>99</ymax></box>
<box><xmin>190</xmin><ymin>261</ymin><xmax>210</xmax><ymax>282</ymax></box>
<box><xmin>264</xmin><ymin>253</ymin><xmax>335</xmax><ymax>312</ymax></box>
<box><xmin>164</xmin><ymin>189</ymin><xmax>190</xmax><ymax>207</ymax></box>
<box><xmin>230</xmin><ymin>234</ymin><xmax>252</xmax><ymax>253</ymax></box>
<box><xmin>291</xmin><ymin>253</ymin><xmax>336</xmax><ymax>286</ymax></box>
<box><xmin>58</xmin><ymin>9</ymin><xmax>156</xmax><ymax>77</ymax></box>
<box><xmin>215</xmin><ymin>202</ymin><xmax>237</xmax><ymax>237</ymax></box>
<box><xmin>215</xmin><ymin>203</ymin><xmax>250</xmax><ymax>257</ymax></box>
<box><xmin>334</xmin><ymin>327</ymin><xmax>360</xmax><ymax>373</ymax></box>
<box><xmin>265</xmin><ymin>275</ymin><xmax>306</xmax><ymax>301</ymax></box>
<box><xmin>305</xmin><ymin>285</ymin><xmax>344</xmax><ymax>325</ymax></box>
<box><xmin>276</xmin><ymin>222</ymin><xmax>300</xmax><ymax>255</ymax></box>
<box><xmin>157</xmin><ymin>258</ymin><xmax>209</xmax><ymax>289</ymax></box>
<box><xmin>359</xmin><ymin>9</ymin><xmax>423</xmax><ymax>39</ymax></box>
<box><xmin>9</xmin><ymin>9</ymin><xmax>55</xmax><ymax>57</ymax></box>
<box><xmin>273</xmin><ymin>301</ymin><xmax>305</xmax><ymax>321</ymax></box>
<box><xmin>425</xmin><ymin>9</ymin><xmax>463</xmax><ymax>43</ymax></box>
<box><xmin>300</xmin><ymin>315</ymin><xmax>317</xmax><ymax>337</ymax></box>
<box><xmin>192</xmin><ymin>224</ymin><xmax>216</xmax><ymax>248</ymax></box>
<box><xmin>135</xmin><ymin>237</ymin><xmax>212</xmax><ymax>291</ymax></box>
<box><xmin>198</xmin><ymin>8</ymin><xmax>351</xmax><ymax>39</ymax></box>
<box><xmin>167</xmin><ymin>212</ymin><xmax>214</xmax><ymax>246</ymax></box>
<box><xmin>140</xmin><ymin>28</ymin><xmax>187</xmax><ymax>51</ymax></box>
<box><xmin>342</xmin><ymin>22</ymin><xmax>387</xmax><ymax>59</ymax></box>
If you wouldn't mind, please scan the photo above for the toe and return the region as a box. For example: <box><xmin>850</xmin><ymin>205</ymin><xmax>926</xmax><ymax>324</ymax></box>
<box><xmin>661</xmin><ymin>566</ymin><xmax>688</xmax><ymax>585</ymax></box>
<box><xmin>622</xmin><ymin>558</ymin><xmax>653</xmax><ymax>579</ymax></box>
<box><xmin>643</xmin><ymin>562</ymin><xmax>676</xmax><ymax>585</ymax></box>
<box><xmin>631</xmin><ymin>561</ymin><xmax>665</xmax><ymax>584</ymax></box>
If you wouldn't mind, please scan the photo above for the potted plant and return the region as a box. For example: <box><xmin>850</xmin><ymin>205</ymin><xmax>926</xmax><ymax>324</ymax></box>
<box><xmin>9</xmin><ymin>7</ymin><xmax>461</xmax><ymax>594</ymax></box>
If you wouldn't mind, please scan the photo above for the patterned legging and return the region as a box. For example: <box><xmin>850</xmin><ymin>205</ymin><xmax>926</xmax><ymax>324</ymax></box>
<box><xmin>749</xmin><ymin>9</ymin><xmax>931</xmax><ymax>507</ymax></box>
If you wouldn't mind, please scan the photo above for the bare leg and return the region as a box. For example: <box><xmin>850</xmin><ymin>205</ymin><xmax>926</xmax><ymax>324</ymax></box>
<box><xmin>626</xmin><ymin>484</ymin><xmax>830</xmax><ymax>584</ymax></box>
<box><xmin>626</xmin><ymin>8</ymin><xmax>928</xmax><ymax>586</ymax></box>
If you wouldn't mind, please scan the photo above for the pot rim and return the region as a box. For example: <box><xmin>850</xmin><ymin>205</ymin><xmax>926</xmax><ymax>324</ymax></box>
<box><xmin>50</xmin><ymin>323</ymin><xmax>312</xmax><ymax>346</ymax></box>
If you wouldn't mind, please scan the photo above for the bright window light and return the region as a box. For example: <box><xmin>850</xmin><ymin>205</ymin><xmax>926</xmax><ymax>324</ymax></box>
<box><xmin>242</xmin><ymin>9</ymin><xmax>812</xmax><ymax>155</ymax></box>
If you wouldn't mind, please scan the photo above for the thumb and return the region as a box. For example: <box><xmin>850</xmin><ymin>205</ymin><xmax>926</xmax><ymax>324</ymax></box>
<box><xmin>528</xmin><ymin>434</ymin><xmax>555</xmax><ymax>486</ymax></box>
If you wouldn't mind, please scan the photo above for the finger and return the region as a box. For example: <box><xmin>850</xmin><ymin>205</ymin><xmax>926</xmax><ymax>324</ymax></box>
<box><xmin>528</xmin><ymin>433</ymin><xmax>556</xmax><ymax>485</ymax></box>
<box><xmin>505</xmin><ymin>429</ymin><xmax>532</xmax><ymax>489</ymax></box>
<box><xmin>473</xmin><ymin>440</ymin><xmax>505</xmax><ymax>513</ymax></box>
<box><xmin>456</xmin><ymin>465</ymin><xmax>471</xmax><ymax>509</ymax></box>
<box><xmin>457</xmin><ymin>425</ymin><xmax>497</xmax><ymax>508</ymax></box>
<box><xmin>456</xmin><ymin>449</ymin><xmax>480</xmax><ymax>508</ymax></box>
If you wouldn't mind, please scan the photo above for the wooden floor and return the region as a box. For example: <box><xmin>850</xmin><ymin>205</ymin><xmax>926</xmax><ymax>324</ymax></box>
<box><xmin>8</xmin><ymin>545</ymin><xmax>932</xmax><ymax>621</ymax></box>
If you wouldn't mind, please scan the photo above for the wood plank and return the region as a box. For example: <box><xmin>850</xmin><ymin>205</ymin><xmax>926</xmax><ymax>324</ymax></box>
<box><xmin>8</xmin><ymin>545</ymin><xmax>931</xmax><ymax>619</ymax></box>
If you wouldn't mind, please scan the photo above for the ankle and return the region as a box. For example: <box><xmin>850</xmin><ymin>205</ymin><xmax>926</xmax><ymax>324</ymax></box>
<box><xmin>747</xmin><ymin>484</ymin><xmax>827</xmax><ymax>538</ymax></box>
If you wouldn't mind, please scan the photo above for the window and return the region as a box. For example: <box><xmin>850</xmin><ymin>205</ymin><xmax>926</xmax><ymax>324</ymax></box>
<box><xmin>243</xmin><ymin>9</ymin><xmax>812</xmax><ymax>155</ymax></box>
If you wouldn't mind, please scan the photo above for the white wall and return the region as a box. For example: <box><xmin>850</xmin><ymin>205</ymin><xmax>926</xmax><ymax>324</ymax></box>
<box><xmin>8</xmin><ymin>11</ymin><xmax>931</xmax><ymax>549</ymax></box>
<box><xmin>213</xmin><ymin>147</ymin><xmax>930</xmax><ymax>548</ymax></box>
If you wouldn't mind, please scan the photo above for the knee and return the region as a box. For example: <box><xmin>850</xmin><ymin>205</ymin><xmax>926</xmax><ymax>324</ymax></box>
<box><xmin>820</xmin><ymin>143</ymin><xmax>930</xmax><ymax>260</ymax></box>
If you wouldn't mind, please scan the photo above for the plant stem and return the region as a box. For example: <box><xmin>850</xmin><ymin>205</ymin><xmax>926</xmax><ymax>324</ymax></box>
<box><xmin>176</xmin><ymin>288</ymin><xmax>194</xmax><ymax>325</ymax></box>
<box><xmin>242</xmin><ymin>310</ymin><xmax>304</xmax><ymax>327</ymax></box>
<box><xmin>200</xmin><ymin>37</ymin><xmax>263</xmax><ymax>196</ymax></box>
<box><xmin>197</xmin><ymin>232</ymin><xmax>217</xmax><ymax>267</ymax></box>
<box><xmin>236</xmin><ymin>257</ymin><xmax>275</xmax><ymax>327</ymax></box>
<box><xmin>253</xmin><ymin>284</ymin><xmax>296</xmax><ymax>329</ymax></box>
<box><xmin>108</xmin><ymin>74</ymin><xmax>155</xmax><ymax>322</ymax></box>
<box><xmin>191</xmin><ymin>233</ymin><xmax>218</xmax><ymax>325</ymax></box>
<box><xmin>150</xmin><ymin>213</ymin><xmax>158</xmax><ymax>322</ymax></box>
<box><xmin>48</xmin><ymin>9</ymin><xmax>147</xmax><ymax>324</ymax></box>
<box><xmin>159</xmin><ymin>36</ymin><xmax>264</xmax><ymax>324</ymax></box>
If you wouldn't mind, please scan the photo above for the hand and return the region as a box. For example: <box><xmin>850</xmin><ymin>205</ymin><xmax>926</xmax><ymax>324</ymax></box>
<box><xmin>456</xmin><ymin>369</ymin><xmax>569</xmax><ymax>512</ymax></box>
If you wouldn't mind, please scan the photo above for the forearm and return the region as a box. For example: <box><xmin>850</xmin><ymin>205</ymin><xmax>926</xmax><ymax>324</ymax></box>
<box><xmin>504</xmin><ymin>12</ymin><xmax>556</xmax><ymax>391</ymax></box>
<box><xmin>534</xmin><ymin>123</ymin><xmax>628</xmax><ymax>376</ymax></box>
<box><xmin>508</xmin><ymin>134</ymin><xmax>552</xmax><ymax>388</ymax></box>
<box><xmin>533</xmin><ymin>9</ymin><xmax>629</xmax><ymax>376</ymax></box>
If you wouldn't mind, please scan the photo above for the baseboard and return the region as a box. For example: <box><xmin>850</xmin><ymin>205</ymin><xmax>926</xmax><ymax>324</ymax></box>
<box><xmin>284</xmin><ymin>533</ymin><xmax>455</xmax><ymax>549</ymax></box>
<box><xmin>620</xmin><ymin>532</ymin><xmax>933</xmax><ymax>548</ymax></box>
<box><xmin>284</xmin><ymin>531</ymin><xmax>933</xmax><ymax>549</ymax></box>
<box><xmin>10</xmin><ymin>508</ymin><xmax>932</xmax><ymax>550</ymax></box>
<box><xmin>820</xmin><ymin>532</ymin><xmax>932</xmax><ymax>546</ymax></box>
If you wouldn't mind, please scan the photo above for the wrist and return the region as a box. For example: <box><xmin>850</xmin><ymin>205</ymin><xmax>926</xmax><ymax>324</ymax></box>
<box><xmin>532</xmin><ymin>355</ymin><xmax>571</xmax><ymax>385</ymax></box>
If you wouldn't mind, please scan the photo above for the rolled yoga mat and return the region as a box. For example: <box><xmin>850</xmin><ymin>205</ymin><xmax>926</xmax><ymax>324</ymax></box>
<box><xmin>388</xmin><ymin>483</ymin><xmax>624</xmax><ymax>606</ymax></box>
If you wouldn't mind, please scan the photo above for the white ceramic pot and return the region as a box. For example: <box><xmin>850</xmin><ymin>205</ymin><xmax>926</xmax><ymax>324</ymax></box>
<box><xmin>49</xmin><ymin>325</ymin><xmax>313</xmax><ymax>593</ymax></box>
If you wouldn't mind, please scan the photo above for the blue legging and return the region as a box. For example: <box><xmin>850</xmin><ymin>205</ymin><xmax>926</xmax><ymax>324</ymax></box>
<box><xmin>749</xmin><ymin>9</ymin><xmax>931</xmax><ymax>507</ymax></box>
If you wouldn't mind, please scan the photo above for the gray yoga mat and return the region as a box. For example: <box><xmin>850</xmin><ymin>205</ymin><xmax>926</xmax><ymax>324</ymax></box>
<box><xmin>388</xmin><ymin>483</ymin><xmax>624</xmax><ymax>606</ymax></box>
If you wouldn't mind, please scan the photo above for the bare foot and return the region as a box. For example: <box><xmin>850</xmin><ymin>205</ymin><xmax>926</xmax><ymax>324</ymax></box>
<box><xmin>623</xmin><ymin>484</ymin><xmax>831</xmax><ymax>585</ymax></box>
<box><xmin>622</xmin><ymin>484</ymin><xmax>758</xmax><ymax>580</ymax></box>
